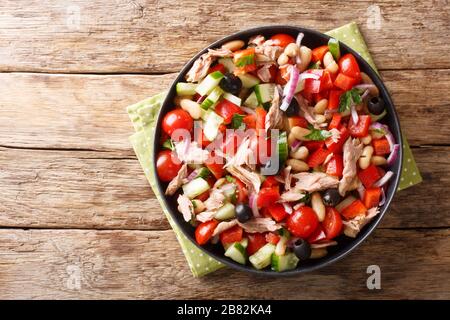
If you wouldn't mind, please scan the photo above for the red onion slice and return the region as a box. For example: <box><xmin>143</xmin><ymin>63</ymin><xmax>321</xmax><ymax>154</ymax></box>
<box><xmin>282</xmin><ymin>202</ymin><xmax>293</xmax><ymax>215</ymax></box>
<box><xmin>379</xmin><ymin>188</ymin><xmax>386</xmax><ymax>206</ymax></box>
<box><xmin>351</xmin><ymin>105</ymin><xmax>359</xmax><ymax>125</ymax></box>
<box><xmin>280</xmin><ymin>66</ymin><xmax>300</xmax><ymax>111</ymax></box>
<box><xmin>299</xmin><ymin>72</ymin><xmax>321</xmax><ymax>81</ymax></box>
<box><xmin>357</xmin><ymin>184</ymin><xmax>366</xmax><ymax>200</ymax></box>
<box><xmin>241</xmin><ymin>107</ymin><xmax>256</xmax><ymax>115</ymax></box>
<box><xmin>249</xmin><ymin>193</ymin><xmax>260</xmax><ymax>218</ymax></box>
<box><xmin>196</xmin><ymin>95</ymin><xmax>206</xmax><ymax>103</ymax></box>
<box><xmin>290</xmin><ymin>139</ymin><xmax>302</xmax><ymax>150</ymax></box>
<box><xmin>296</xmin><ymin>33</ymin><xmax>304</xmax><ymax>47</ymax></box>
<box><xmin>387</xmin><ymin>144</ymin><xmax>400</xmax><ymax>166</ymax></box>
<box><xmin>374</xmin><ymin>171</ymin><xmax>394</xmax><ymax>187</ymax></box>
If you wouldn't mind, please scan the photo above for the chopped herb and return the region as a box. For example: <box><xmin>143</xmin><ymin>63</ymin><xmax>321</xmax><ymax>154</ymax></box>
<box><xmin>225</xmin><ymin>175</ymin><xmax>236</xmax><ymax>183</ymax></box>
<box><xmin>299</xmin><ymin>193</ymin><xmax>311</xmax><ymax>204</ymax></box>
<box><xmin>308</xmin><ymin>61</ymin><xmax>321</xmax><ymax>69</ymax></box>
<box><xmin>162</xmin><ymin>139</ymin><xmax>175</xmax><ymax>150</ymax></box>
<box><xmin>230</xmin><ymin>191</ymin><xmax>237</xmax><ymax>203</ymax></box>
<box><xmin>231</xmin><ymin>113</ymin><xmax>246</xmax><ymax>129</ymax></box>
<box><xmin>262</xmin><ymin>101</ymin><xmax>271</xmax><ymax>111</ymax></box>
<box><xmin>235</xmin><ymin>54</ymin><xmax>255</xmax><ymax>68</ymax></box>
<box><xmin>278</xmin><ymin>227</ymin><xmax>291</xmax><ymax>238</ymax></box>
<box><xmin>305</xmin><ymin>124</ymin><xmax>332</xmax><ymax>141</ymax></box>
<box><xmin>191</xmin><ymin>200</ymin><xmax>197</xmax><ymax>209</ymax></box>
<box><xmin>197</xmin><ymin>167</ymin><xmax>211</xmax><ymax>179</ymax></box>
<box><xmin>338</xmin><ymin>88</ymin><xmax>362</xmax><ymax>113</ymax></box>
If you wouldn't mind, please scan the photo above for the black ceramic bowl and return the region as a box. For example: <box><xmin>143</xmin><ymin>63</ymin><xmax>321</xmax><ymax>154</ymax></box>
<box><xmin>153</xmin><ymin>26</ymin><xmax>403</xmax><ymax>276</ymax></box>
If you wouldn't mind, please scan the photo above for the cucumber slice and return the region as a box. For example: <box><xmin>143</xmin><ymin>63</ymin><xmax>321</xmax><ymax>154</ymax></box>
<box><xmin>201</xmin><ymin>87</ymin><xmax>224</xmax><ymax>110</ymax></box>
<box><xmin>249</xmin><ymin>243</ymin><xmax>276</xmax><ymax>270</ymax></box>
<box><xmin>214</xmin><ymin>203</ymin><xmax>236</xmax><ymax>220</ymax></box>
<box><xmin>244</xmin><ymin>91</ymin><xmax>259</xmax><ymax>108</ymax></box>
<box><xmin>370</xmin><ymin>109</ymin><xmax>387</xmax><ymax>122</ymax></box>
<box><xmin>182</xmin><ymin>177</ymin><xmax>210</xmax><ymax>199</ymax></box>
<box><xmin>220</xmin><ymin>184</ymin><xmax>237</xmax><ymax>202</ymax></box>
<box><xmin>271</xmin><ymin>252</ymin><xmax>299</xmax><ymax>272</ymax></box>
<box><xmin>254</xmin><ymin>83</ymin><xmax>275</xmax><ymax>104</ymax></box>
<box><xmin>223</xmin><ymin>92</ymin><xmax>242</xmax><ymax>106</ymax></box>
<box><xmin>328</xmin><ymin>38</ymin><xmax>341</xmax><ymax>60</ymax></box>
<box><xmin>223</xmin><ymin>238</ymin><xmax>249</xmax><ymax>251</ymax></box>
<box><xmin>196</xmin><ymin>167</ymin><xmax>211</xmax><ymax>179</ymax></box>
<box><xmin>195</xmin><ymin>71</ymin><xmax>224</xmax><ymax>96</ymax></box>
<box><xmin>224</xmin><ymin>242</ymin><xmax>247</xmax><ymax>265</ymax></box>
<box><xmin>203</xmin><ymin>110</ymin><xmax>224</xmax><ymax>141</ymax></box>
<box><xmin>218</xmin><ymin>58</ymin><xmax>236</xmax><ymax>73</ymax></box>
<box><xmin>176</xmin><ymin>82</ymin><xmax>197</xmax><ymax>96</ymax></box>
<box><xmin>238</xmin><ymin>73</ymin><xmax>260</xmax><ymax>88</ymax></box>
<box><xmin>277</xmin><ymin>131</ymin><xmax>288</xmax><ymax>164</ymax></box>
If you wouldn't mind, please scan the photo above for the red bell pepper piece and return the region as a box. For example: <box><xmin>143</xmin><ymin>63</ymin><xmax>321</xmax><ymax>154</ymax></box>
<box><xmin>338</xmin><ymin>53</ymin><xmax>361</xmax><ymax>81</ymax></box>
<box><xmin>255</xmin><ymin>107</ymin><xmax>267</xmax><ymax>132</ymax></box>
<box><xmin>348</xmin><ymin>114</ymin><xmax>371</xmax><ymax>137</ymax></box>
<box><xmin>328</xmin><ymin>113</ymin><xmax>342</xmax><ymax>130</ymax></box>
<box><xmin>303</xmin><ymin>140</ymin><xmax>325</xmax><ymax>152</ymax></box>
<box><xmin>328</xmin><ymin>89</ymin><xmax>343</xmax><ymax>110</ymax></box>
<box><xmin>363</xmin><ymin>187</ymin><xmax>382</xmax><ymax>209</ymax></box>
<box><xmin>325</xmin><ymin>126</ymin><xmax>350</xmax><ymax>154</ymax></box>
<box><xmin>325</xmin><ymin>154</ymin><xmax>344</xmax><ymax>177</ymax></box>
<box><xmin>334</xmin><ymin>73</ymin><xmax>358</xmax><ymax>91</ymax></box>
<box><xmin>373</xmin><ymin>138</ymin><xmax>391</xmax><ymax>155</ymax></box>
<box><xmin>220</xmin><ymin>225</ymin><xmax>243</xmax><ymax>245</ymax></box>
<box><xmin>205</xmin><ymin>153</ymin><xmax>225</xmax><ymax>179</ymax></box>
<box><xmin>307</xmin><ymin>147</ymin><xmax>331</xmax><ymax>168</ymax></box>
<box><xmin>243</xmin><ymin>114</ymin><xmax>256</xmax><ymax>129</ymax></box>
<box><xmin>320</xmin><ymin>70</ymin><xmax>334</xmax><ymax>92</ymax></box>
<box><xmin>340</xmin><ymin>199</ymin><xmax>367</xmax><ymax>219</ymax></box>
<box><xmin>256</xmin><ymin>186</ymin><xmax>280</xmax><ymax>208</ymax></box>
<box><xmin>311</xmin><ymin>45</ymin><xmax>329</xmax><ymax>62</ymax></box>
<box><xmin>246</xmin><ymin>233</ymin><xmax>267</xmax><ymax>255</ymax></box>
<box><xmin>358</xmin><ymin>164</ymin><xmax>382</xmax><ymax>188</ymax></box>
<box><xmin>267</xmin><ymin>203</ymin><xmax>288</xmax><ymax>222</ymax></box>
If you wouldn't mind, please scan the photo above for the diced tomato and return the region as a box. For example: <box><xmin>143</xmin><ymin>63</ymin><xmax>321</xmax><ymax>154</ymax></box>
<box><xmin>303</xmin><ymin>140</ymin><xmax>325</xmax><ymax>152</ymax></box>
<box><xmin>363</xmin><ymin>187</ymin><xmax>382</xmax><ymax>209</ymax></box>
<box><xmin>341</xmin><ymin>200</ymin><xmax>367</xmax><ymax>219</ymax></box>
<box><xmin>328</xmin><ymin>89</ymin><xmax>343</xmax><ymax>110</ymax></box>
<box><xmin>220</xmin><ymin>225</ymin><xmax>243</xmax><ymax>245</ymax></box>
<box><xmin>270</xmin><ymin>33</ymin><xmax>296</xmax><ymax>47</ymax></box>
<box><xmin>334</xmin><ymin>73</ymin><xmax>358</xmax><ymax>91</ymax></box>
<box><xmin>243</xmin><ymin>114</ymin><xmax>256</xmax><ymax>129</ymax></box>
<box><xmin>325</xmin><ymin>154</ymin><xmax>344</xmax><ymax>177</ymax></box>
<box><xmin>195</xmin><ymin>190</ymin><xmax>210</xmax><ymax>202</ymax></box>
<box><xmin>233</xmin><ymin>48</ymin><xmax>257</xmax><ymax>74</ymax></box>
<box><xmin>323</xmin><ymin>207</ymin><xmax>343</xmax><ymax>239</ymax></box>
<box><xmin>275</xmin><ymin>68</ymin><xmax>288</xmax><ymax>85</ymax></box>
<box><xmin>313</xmin><ymin>91</ymin><xmax>329</xmax><ymax>104</ymax></box>
<box><xmin>215</xmin><ymin>99</ymin><xmax>244</xmax><ymax>124</ymax></box>
<box><xmin>358</xmin><ymin>164</ymin><xmax>382</xmax><ymax>188</ymax></box>
<box><xmin>373</xmin><ymin>138</ymin><xmax>391</xmax><ymax>156</ymax></box>
<box><xmin>320</xmin><ymin>70</ymin><xmax>334</xmax><ymax>92</ymax></box>
<box><xmin>205</xmin><ymin>153</ymin><xmax>225</xmax><ymax>179</ymax></box>
<box><xmin>206</xmin><ymin>175</ymin><xmax>216</xmax><ymax>188</ymax></box>
<box><xmin>262</xmin><ymin>176</ymin><xmax>279</xmax><ymax>188</ymax></box>
<box><xmin>257</xmin><ymin>186</ymin><xmax>280</xmax><ymax>208</ymax></box>
<box><xmin>233</xmin><ymin>178</ymin><xmax>247</xmax><ymax>204</ymax></box>
<box><xmin>266</xmin><ymin>64</ymin><xmax>278</xmax><ymax>83</ymax></box>
<box><xmin>348</xmin><ymin>115</ymin><xmax>371</xmax><ymax>138</ymax></box>
<box><xmin>221</xmin><ymin>132</ymin><xmax>240</xmax><ymax>156</ymax></box>
<box><xmin>311</xmin><ymin>45</ymin><xmax>329</xmax><ymax>63</ymax></box>
<box><xmin>328</xmin><ymin>113</ymin><xmax>342</xmax><ymax>130</ymax></box>
<box><xmin>325</xmin><ymin>126</ymin><xmax>350</xmax><ymax>154</ymax></box>
<box><xmin>246</xmin><ymin>233</ymin><xmax>267</xmax><ymax>255</ymax></box>
<box><xmin>255</xmin><ymin>107</ymin><xmax>267</xmax><ymax>132</ymax></box>
<box><xmin>338</xmin><ymin>53</ymin><xmax>361</xmax><ymax>81</ymax></box>
<box><xmin>208</xmin><ymin>63</ymin><xmax>226</xmax><ymax>74</ymax></box>
<box><xmin>307</xmin><ymin>225</ymin><xmax>327</xmax><ymax>244</ymax></box>
<box><xmin>300</xmin><ymin>90</ymin><xmax>314</xmax><ymax>104</ymax></box>
<box><xmin>265</xmin><ymin>232</ymin><xmax>281</xmax><ymax>245</ymax></box>
<box><xmin>267</xmin><ymin>203</ymin><xmax>288</xmax><ymax>222</ymax></box>
<box><xmin>195</xmin><ymin>220</ymin><xmax>219</xmax><ymax>245</ymax></box>
<box><xmin>260</xmin><ymin>207</ymin><xmax>272</xmax><ymax>218</ymax></box>
<box><xmin>279</xmin><ymin>64</ymin><xmax>291</xmax><ymax>82</ymax></box>
<box><xmin>288</xmin><ymin>116</ymin><xmax>309</xmax><ymax>129</ymax></box>
<box><xmin>307</xmin><ymin>147</ymin><xmax>331</xmax><ymax>168</ymax></box>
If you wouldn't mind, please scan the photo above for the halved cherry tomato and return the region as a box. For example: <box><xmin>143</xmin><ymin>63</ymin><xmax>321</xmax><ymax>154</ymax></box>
<box><xmin>162</xmin><ymin>109</ymin><xmax>194</xmax><ymax>137</ymax></box>
<box><xmin>334</xmin><ymin>73</ymin><xmax>358</xmax><ymax>91</ymax></box>
<box><xmin>246</xmin><ymin>233</ymin><xmax>267</xmax><ymax>255</ymax></box>
<box><xmin>208</xmin><ymin>63</ymin><xmax>226</xmax><ymax>74</ymax></box>
<box><xmin>348</xmin><ymin>115</ymin><xmax>371</xmax><ymax>137</ymax></box>
<box><xmin>235</xmin><ymin>178</ymin><xmax>248</xmax><ymax>203</ymax></box>
<box><xmin>288</xmin><ymin>116</ymin><xmax>309</xmax><ymax>129</ymax></box>
<box><xmin>307</xmin><ymin>225</ymin><xmax>327</xmax><ymax>243</ymax></box>
<box><xmin>323</xmin><ymin>207</ymin><xmax>343</xmax><ymax>239</ymax></box>
<box><xmin>262</xmin><ymin>176</ymin><xmax>280</xmax><ymax>188</ymax></box>
<box><xmin>220</xmin><ymin>225</ymin><xmax>243</xmax><ymax>244</ymax></box>
<box><xmin>311</xmin><ymin>45</ymin><xmax>329</xmax><ymax>63</ymax></box>
<box><xmin>267</xmin><ymin>203</ymin><xmax>288</xmax><ymax>222</ymax></box>
<box><xmin>307</xmin><ymin>147</ymin><xmax>331</xmax><ymax>168</ymax></box>
<box><xmin>338</xmin><ymin>53</ymin><xmax>361</xmax><ymax>80</ymax></box>
<box><xmin>340</xmin><ymin>200</ymin><xmax>367</xmax><ymax>219</ymax></box>
<box><xmin>325</xmin><ymin>126</ymin><xmax>350</xmax><ymax>154</ymax></box>
<box><xmin>195</xmin><ymin>220</ymin><xmax>219</xmax><ymax>245</ymax></box>
<box><xmin>358</xmin><ymin>164</ymin><xmax>382</xmax><ymax>188</ymax></box>
<box><xmin>256</xmin><ymin>186</ymin><xmax>280</xmax><ymax>208</ymax></box>
<box><xmin>270</xmin><ymin>33</ymin><xmax>295</xmax><ymax>47</ymax></box>
<box><xmin>215</xmin><ymin>99</ymin><xmax>245</xmax><ymax>124</ymax></box>
<box><xmin>325</xmin><ymin>154</ymin><xmax>344</xmax><ymax>177</ymax></box>
<box><xmin>363</xmin><ymin>187</ymin><xmax>382</xmax><ymax>209</ymax></box>
<box><xmin>287</xmin><ymin>206</ymin><xmax>319</xmax><ymax>238</ymax></box>
<box><xmin>328</xmin><ymin>89</ymin><xmax>343</xmax><ymax>110</ymax></box>
<box><xmin>195</xmin><ymin>190</ymin><xmax>210</xmax><ymax>202</ymax></box>
<box><xmin>255</xmin><ymin>107</ymin><xmax>267</xmax><ymax>132</ymax></box>
<box><xmin>265</xmin><ymin>232</ymin><xmax>281</xmax><ymax>245</ymax></box>
<box><xmin>156</xmin><ymin>150</ymin><xmax>182</xmax><ymax>182</ymax></box>
<box><xmin>205</xmin><ymin>154</ymin><xmax>225</xmax><ymax>179</ymax></box>
<box><xmin>243</xmin><ymin>114</ymin><xmax>256</xmax><ymax>129</ymax></box>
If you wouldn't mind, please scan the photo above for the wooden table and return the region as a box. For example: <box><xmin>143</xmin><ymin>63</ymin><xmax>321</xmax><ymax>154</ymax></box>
<box><xmin>0</xmin><ymin>0</ymin><xmax>449</xmax><ymax>299</ymax></box>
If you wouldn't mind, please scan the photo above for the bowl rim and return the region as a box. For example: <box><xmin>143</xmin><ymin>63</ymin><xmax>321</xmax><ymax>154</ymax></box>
<box><xmin>152</xmin><ymin>25</ymin><xmax>403</xmax><ymax>276</ymax></box>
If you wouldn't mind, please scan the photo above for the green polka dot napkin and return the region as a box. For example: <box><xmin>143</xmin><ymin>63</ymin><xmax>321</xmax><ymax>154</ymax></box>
<box><xmin>127</xmin><ymin>22</ymin><xmax>422</xmax><ymax>277</ymax></box>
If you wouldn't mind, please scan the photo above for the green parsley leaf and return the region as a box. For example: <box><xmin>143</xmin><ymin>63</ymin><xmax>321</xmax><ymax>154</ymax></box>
<box><xmin>308</xmin><ymin>61</ymin><xmax>321</xmax><ymax>69</ymax></box>
<box><xmin>338</xmin><ymin>88</ymin><xmax>363</xmax><ymax>113</ymax></box>
<box><xmin>231</xmin><ymin>113</ymin><xmax>246</xmax><ymax>129</ymax></box>
<box><xmin>162</xmin><ymin>139</ymin><xmax>174</xmax><ymax>150</ymax></box>
<box><xmin>235</xmin><ymin>54</ymin><xmax>255</xmax><ymax>68</ymax></box>
<box><xmin>299</xmin><ymin>193</ymin><xmax>311</xmax><ymax>204</ymax></box>
<box><xmin>197</xmin><ymin>167</ymin><xmax>211</xmax><ymax>179</ymax></box>
<box><xmin>304</xmin><ymin>126</ymin><xmax>332</xmax><ymax>141</ymax></box>
<box><xmin>225</xmin><ymin>175</ymin><xmax>236</xmax><ymax>183</ymax></box>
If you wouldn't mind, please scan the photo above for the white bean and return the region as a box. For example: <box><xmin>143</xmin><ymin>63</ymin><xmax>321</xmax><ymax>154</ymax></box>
<box><xmin>213</xmin><ymin>178</ymin><xmax>226</xmax><ymax>189</ymax></box>
<box><xmin>192</xmin><ymin>199</ymin><xmax>206</xmax><ymax>214</ymax></box>
<box><xmin>361</xmin><ymin>72</ymin><xmax>380</xmax><ymax>96</ymax></box>
<box><xmin>288</xmin><ymin>132</ymin><xmax>297</xmax><ymax>146</ymax></box>
<box><xmin>371</xmin><ymin>155</ymin><xmax>387</xmax><ymax>166</ymax></box>
<box><xmin>297</xmin><ymin>46</ymin><xmax>312</xmax><ymax>72</ymax></box>
<box><xmin>323</xmin><ymin>52</ymin><xmax>334</xmax><ymax>67</ymax></box>
<box><xmin>361</xmin><ymin>135</ymin><xmax>372</xmax><ymax>145</ymax></box>
<box><xmin>277</xmin><ymin>53</ymin><xmax>289</xmax><ymax>66</ymax></box>
<box><xmin>310</xmin><ymin>248</ymin><xmax>327</xmax><ymax>259</ymax></box>
<box><xmin>314</xmin><ymin>99</ymin><xmax>328</xmax><ymax>114</ymax></box>
<box><xmin>326</xmin><ymin>61</ymin><xmax>339</xmax><ymax>74</ymax></box>
<box><xmin>291</xmin><ymin>126</ymin><xmax>311</xmax><ymax>141</ymax></box>
<box><xmin>311</xmin><ymin>192</ymin><xmax>325</xmax><ymax>222</ymax></box>
<box><xmin>315</xmin><ymin>115</ymin><xmax>326</xmax><ymax>124</ymax></box>
<box><xmin>290</xmin><ymin>146</ymin><xmax>309</xmax><ymax>160</ymax></box>
<box><xmin>222</xmin><ymin>40</ymin><xmax>245</xmax><ymax>52</ymax></box>
<box><xmin>180</xmin><ymin>99</ymin><xmax>202</xmax><ymax>119</ymax></box>
<box><xmin>286</xmin><ymin>159</ymin><xmax>309</xmax><ymax>172</ymax></box>
<box><xmin>284</xmin><ymin>43</ymin><xmax>300</xmax><ymax>58</ymax></box>
<box><xmin>359</xmin><ymin>146</ymin><xmax>374</xmax><ymax>170</ymax></box>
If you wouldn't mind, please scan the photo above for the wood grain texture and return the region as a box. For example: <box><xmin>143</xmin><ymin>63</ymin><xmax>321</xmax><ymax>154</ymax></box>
<box><xmin>0</xmin><ymin>70</ymin><xmax>448</xmax><ymax>152</ymax></box>
<box><xmin>0</xmin><ymin>228</ymin><xmax>448</xmax><ymax>299</ymax></box>
<box><xmin>0</xmin><ymin>0</ymin><xmax>448</xmax><ymax>73</ymax></box>
<box><xmin>1</xmin><ymin>145</ymin><xmax>448</xmax><ymax>230</ymax></box>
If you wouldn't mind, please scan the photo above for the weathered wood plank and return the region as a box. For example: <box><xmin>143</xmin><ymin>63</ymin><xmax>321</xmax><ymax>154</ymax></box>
<box><xmin>0</xmin><ymin>0</ymin><xmax>448</xmax><ymax>73</ymax></box>
<box><xmin>0</xmin><ymin>146</ymin><xmax>448</xmax><ymax>229</ymax></box>
<box><xmin>0</xmin><ymin>70</ymin><xmax>448</xmax><ymax>152</ymax></box>
<box><xmin>0</xmin><ymin>228</ymin><xmax>448</xmax><ymax>299</ymax></box>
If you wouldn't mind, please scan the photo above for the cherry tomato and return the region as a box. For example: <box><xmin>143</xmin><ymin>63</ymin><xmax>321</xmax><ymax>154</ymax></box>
<box><xmin>156</xmin><ymin>150</ymin><xmax>182</xmax><ymax>182</ymax></box>
<box><xmin>307</xmin><ymin>225</ymin><xmax>327</xmax><ymax>244</ymax></box>
<box><xmin>287</xmin><ymin>206</ymin><xmax>319</xmax><ymax>238</ymax></box>
<box><xmin>162</xmin><ymin>109</ymin><xmax>193</xmax><ymax>137</ymax></box>
<box><xmin>270</xmin><ymin>33</ymin><xmax>296</xmax><ymax>47</ymax></box>
<box><xmin>215</xmin><ymin>99</ymin><xmax>245</xmax><ymax>124</ymax></box>
<box><xmin>267</xmin><ymin>203</ymin><xmax>288</xmax><ymax>222</ymax></box>
<box><xmin>195</xmin><ymin>220</ymin><xmax>219</xmax><ymax>245</ymax></box>
<box><xmin>323</xmin><ymin>207</ymin><xmax>343</xmax><ymax>240</ymax></box>
<box><xmin>256</xmin><ymin>186</ymin><xmax>280</xmax><ymax>208</ymax></box>
<box><xmin>311</xmin><ymin>45</ymin><xmax>329</xmax><ymax>63</ymax></box>
<box><xmin>220</xmin><ymin>225</ymin><xmax>243</xmax><ymax>244</ymax></box>
<box><xmin>246</xmin><ymin>233</ymin><xmax>267</xmax><ymax>255</ymax></box>
<box><xmin>255</xmin><ymin>107</ymin><xmax>267</xmax><ymax>132</ymax></box>
<box><xmin>338</xmin><ymin>53</ymin><xmax>361</xmax><ymax>80</ymax></box>
<box><xmin>235</xmin><ymin>178</ymin><xmax>248</xmax><ymax>203</ymax></box>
